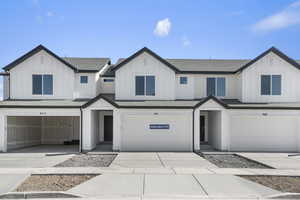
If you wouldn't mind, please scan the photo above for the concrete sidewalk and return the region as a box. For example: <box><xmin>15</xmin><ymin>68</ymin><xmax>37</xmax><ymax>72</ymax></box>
<box><xmin>111</xmin><ymin>152</ymin><xmax>218</xmax><ymax>168</ymax></box>
<box><xmin>0</xmin><ymin>174</ymin><xmax>29</xmax><ymax>194</ymax></box>
<box><xmin>68</xmin><ymin>174</ymin><xmax>280</xmax><ymax>199</ymax></box>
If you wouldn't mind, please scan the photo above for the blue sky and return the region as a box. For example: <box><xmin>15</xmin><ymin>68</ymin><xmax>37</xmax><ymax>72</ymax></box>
<box><xmin>1</xmin><ymin>0</ymin><xmax>300</xmax><ymax>98</ymax></box>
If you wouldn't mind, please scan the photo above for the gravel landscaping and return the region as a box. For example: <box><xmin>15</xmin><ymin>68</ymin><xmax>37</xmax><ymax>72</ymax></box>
<box><xmin>15</xmin><ymin>174</ymin><xmax>98</xmax><ymax>192</ymax></box>
<box><xmin>201</xmin><ymin>154</ymin><xmax>272</xmax><ymax>168</ymax></box>
<box><xmin>239</xmin><ymin>175</ymin><xmax>300</xmax><ymax>193</ymax></box>
<box><xmin>55</xmin><ymin>154</ymin><xmax>117</xmax><ymax>167</ymax></box>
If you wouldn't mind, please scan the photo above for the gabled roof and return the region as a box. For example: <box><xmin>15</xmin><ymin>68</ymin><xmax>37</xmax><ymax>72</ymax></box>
<box><xmin>194</xmin><ymin>95</ymin><xmax>228</xmax><ymax>109</ymax></box>
<box><xmin>62</xmin><ymin>57</ymin><xmax>110</xmax><ymax>72</ymax></box>
<box><xmin>237</xmin><ymin>47</ymin><xmax>300</xmax><ymax>72</ymax></box>
<box><xmin>3</xmin><ymin>45</ymin><xmax>111</xmax><ymax>73</ymax></box>
<box><xmin>3</xmin><ymin>45</ymin><xmax>77</xmax><ymax>72</ymax></box>
<box><xmin>110</xmin><ymin>46</ymin><xmax>300</xmax><ymax>75</ymax></box>
<box><xmin>112</xmin><ymin>47</ymin><xmax>180</xmax><ymax>73</ymax></box>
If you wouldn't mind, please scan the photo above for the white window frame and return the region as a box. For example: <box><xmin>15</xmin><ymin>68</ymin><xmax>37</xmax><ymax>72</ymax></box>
<box><xmin>32</xmin><ymin>74</ymin><xmax>53</xmax><ymax>96</ymax></box>
<box><xmin>260</xmin><ymin>74</ymin><xmax>282</xmax><ymax>96</ymax></box>
<box><xmin>206</xmin><ymin>77</ymin><xmax>226</xmax><ymax>97</ymax></box>
<box><xmin>135</xmin><ymin>75</ymin><xmax>155</xmax><ymax>96</ymax></box>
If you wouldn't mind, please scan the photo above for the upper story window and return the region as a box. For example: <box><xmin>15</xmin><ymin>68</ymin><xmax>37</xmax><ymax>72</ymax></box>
<box><xmin>80</xmin><ymin>76</ymin><xmax>88</xmax><ymax>84</ymax></box>
<box><xmin>103</xmin><ymin>79</ymin><xmax>114</xmax><ymax>82</ymax></box>
<box><xmin>180</xmin><ymin>77</ymin><xmax>188</xmax><ymax>84</ymax></box>
<box><xmin>32</xmin><ymin>74</ymin><xmax>53</xmax><ymax>95</ymax></box>
<box><xmin>135</xmin><ymin>75</ymin><xmax>155</xmax><ymax>96</ymax></box>
<box><xmin>261</xmin><ymin>75</ymin><xmax>281</xmax><ymax>95</ymax></box>
<box><xmin>207</xmin><ymin>77</ymin><xmax>226</xmax><ymax>97</ymax></box>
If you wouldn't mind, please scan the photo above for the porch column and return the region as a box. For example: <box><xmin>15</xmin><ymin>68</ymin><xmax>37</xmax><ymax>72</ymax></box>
<box><xmin>112</xmin><ymin>109</ymin><xmax>121</xmax><ymax>151</ymax></box>
<box><xmin>220</xmin><ymin>110</ymin><xmax>230</xmax><ymax>151</ymax></box>
<box><xmin>193</xmin><ymin>109</ymin><xmax>200</xmax><ymax>151</ymax></box>
<box><xmin>82</xmin><ymin>109</ymin><xmax>93</xmax><ymax>151</ymax></box>
<box><xmin>0</xmin><ymin>115</ymin><xmax>7</xmax><ymax>152</ymax></box>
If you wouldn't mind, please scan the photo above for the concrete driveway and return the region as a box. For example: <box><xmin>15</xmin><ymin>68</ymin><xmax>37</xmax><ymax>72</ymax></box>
<box><xmin>0</xmin><ymin>145</ymin><xmax>76</xmax><ymax>168</ymax></box>
<box><xmin>69</xmin><ymin>174</ymin><xmax>280</xmax><ymax>199</ymax></box>
<box><xmin>110</xmin><ymin>152</ymin><xmax>218</xmax><ymax>168</ymax></box>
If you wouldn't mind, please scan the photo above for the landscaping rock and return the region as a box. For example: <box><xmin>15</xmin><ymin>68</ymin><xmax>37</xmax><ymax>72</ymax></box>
<box><xmin>54</xmin><ymin>154</ymin><xmax>117</xmax><ymax>167</ymax></box>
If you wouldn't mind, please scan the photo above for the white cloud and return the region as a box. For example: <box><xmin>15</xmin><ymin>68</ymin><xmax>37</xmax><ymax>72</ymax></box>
<box><xmin>182</xmin><ymin>36</ymin><xmax>191</xmax><ymax>47</ymax></box>
<box><xmin>154</xmin><ymin>18</ymin><xmax>171</xmax><ymax>37</ymax></box>
<box><xmin>252</xmin><ymin>0</ymin><xmax>300</xmax><ymax>33</ymax></box>
<box><xmin>46</xmin><ymin>11</ymin><xmax>54</xmax><ymax>17</ymax></box>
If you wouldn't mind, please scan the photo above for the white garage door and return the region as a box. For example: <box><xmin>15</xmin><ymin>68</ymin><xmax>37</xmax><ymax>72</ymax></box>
<box><xmin>230</xmin><ymin>115</ymin><xmax>298</xmax><ymax>152</ymax></box>
<box><xmin>121</xmin><ymin>112</ymin><xmax>192</xmax><ymax>151</ymax></box>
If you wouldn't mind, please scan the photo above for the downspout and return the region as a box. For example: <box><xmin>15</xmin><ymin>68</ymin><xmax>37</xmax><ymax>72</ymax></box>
<box><xmin>80</xmin><ymin>107</ymin><xmax>83</xmax><ymax>153</ymax></box>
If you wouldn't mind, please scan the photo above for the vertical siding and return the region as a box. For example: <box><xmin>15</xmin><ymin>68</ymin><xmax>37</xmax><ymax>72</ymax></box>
<box><xmin>10</xmin><ymin>50</ymin><xmax>74</xmax><ymax>99</ymax></box>
<box><xmin>242</xmin><ymin>52</ymin><xmax>300</xmax><ymax>102</ymax></box>
<box><xmin>74</xmin><ymin>73</ymin><xmax>97</xmax><ymax>99</ymax></box>
<box><xmin>115</xmin><ymin>52</ymin><xmax>176</xmax><ymax>100</ymax></box>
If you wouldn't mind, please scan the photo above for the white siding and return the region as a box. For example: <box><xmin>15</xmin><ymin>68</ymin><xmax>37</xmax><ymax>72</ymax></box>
<box><xmin>119</xmin><ymin>109</ymin><xmax>193</xmax><ymax>151</ymax></box>
<box><xmin>242</xmin><ymin>52</ymin><xmax>300</xmax><ymax>102</ymax></box>
<box><xmin>208</xmin><ymin>111</ymin><xmax>222</xmax><ymax>150</ymax></box>
<box><xmin>3</xmin><ymin>76</ymin><xmax>9</xmax><ymax>100</ymax></box>
<box><xmin>99</xmin><ymin>78</ymin><xmax>115</xmax><ymax>94</ymax></box>
<box><xmin>193</xmin><ymin>74</ymin><xmax>239</xmax><ymax>99</ymax></box>
<box><xmin>228</xmin><ymin>110</ymin><xmax>300</xmax><ymax>152</ymax></box>
<box><xmin>115</xmin><ymin>52</ymin><xmax>176</xmax><ymax>100</ymax></box>
<box><xmin>10</xmin><ymin>50</ymin><xmax>74</xmax><ymax>99</ymax></box>
<box><xmin>74</xmin><ymin>73</ymin><xmax>98</xmax><ymax>99</ymax></box>
<box><xmin>176</xmin><ymin>75</ymin><xmax>194</xmax><ymax>99</ymax></box>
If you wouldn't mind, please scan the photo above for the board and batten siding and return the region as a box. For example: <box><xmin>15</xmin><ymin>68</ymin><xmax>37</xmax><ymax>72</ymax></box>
<box><xmin>115</xmin><ymin>52</ymin><xmax>176</xmax><ymax>100</ymax></box>
<box><xmin>9</xmin><ymin>50</ymin><xmax>74</xmax><ymax>99</ymax></box>
<box><xmin>74</xmin><ymin>73</ymin><xmax>98</xmax><ymax>99</ymax></box>
<box><xmin>241</xmin><ymin>52</ymin><xmax>300</xmax><ymax>102</ymax></box>
<box><xmin>193</xmin><ymin>74</ymin><xmax>239</xmax><ymax>99</ymax></box>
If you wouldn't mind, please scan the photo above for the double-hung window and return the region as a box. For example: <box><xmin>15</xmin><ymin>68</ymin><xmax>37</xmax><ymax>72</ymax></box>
<box><xmin>261</xmin><ymin>75</ymin><xmax>281</xmax><ymax>95</ymax></box>
<box><xmin>206</xmin><ymin>77</ymin><xmax>226</xmax><ymax>97</ymax></box>
<box><xmin>32</xmin><ymin>74</ymin><xmax>53</xmax><ymax>95</ymax></box>
<box><xmin>135</xmin><ymin>76</ymin><xmax>155</xmax><ymax>96</ymax></box>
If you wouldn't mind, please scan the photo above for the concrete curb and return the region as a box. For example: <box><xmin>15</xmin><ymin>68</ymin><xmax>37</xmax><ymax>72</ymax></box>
<box><xmin>0</xmin><ymin>191</ymin><xmax>81</xmax><ymax>199</ymax></box>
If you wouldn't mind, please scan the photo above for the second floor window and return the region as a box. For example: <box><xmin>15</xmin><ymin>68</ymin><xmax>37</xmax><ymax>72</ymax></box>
<box><xmin>32</xmin><ymin>74</ymin><xmax>53</xmax><ymax>95</ymax></box>
<box><xmin>80</xmin><ymin>76</ymin><xmax>88</xmax><ymax>84</ymax></box>
<box><xmin>261</xmin><ymin>75</ymin><xmax>281</xmax><ymax>95</ymax></box>
<box><xmin>180</xmin><ymin>77</ymin><xmax>188</xmax><ymax>84</ymax></box>
<box><xmin>136</xmin><ymin>75</ymin><xmax>155</xmax><ymax>96</ymax></box>
<box><xmin>207</xmin><ymin>77</ymin><xmax>226</xmax><ymax>97</ymax></box>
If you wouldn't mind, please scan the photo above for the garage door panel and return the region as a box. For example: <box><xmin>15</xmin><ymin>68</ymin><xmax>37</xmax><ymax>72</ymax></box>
<box><xmin>121</xmin><ymin>113</ymin><xmax>192</xmax><ymax>151</ymax></box>
<box><xmin>230</xmin><ymin>115</ymin><xmax>298</xmax><ymax>152</ymax></box>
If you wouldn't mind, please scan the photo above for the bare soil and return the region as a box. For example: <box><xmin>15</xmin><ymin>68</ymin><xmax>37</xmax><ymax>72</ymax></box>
<box><xmin>239</xmin><ymin>175</ymin><xmax>300</xmax><ymax>193</ymax></box>
<box><xmin>55</xmin><ymin>154</ymin><xmax>117</xmax><ymax>167</ymax></box>
<box><xmin>201</xmin><ymin>154</ymin><xmax>272</xmax><ymax>168</ymax></box>
<box><xmin>15</xmin><ymin>174</ymin><xmax>98</xmax><ymax>192</ymax></box>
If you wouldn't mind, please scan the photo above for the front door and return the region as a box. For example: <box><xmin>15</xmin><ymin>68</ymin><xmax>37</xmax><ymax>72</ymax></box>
<box><xmin>200</xmin><ymin>115</ymin><xmax>205</xmax><ymax>142</ymax></box>
<box><xmin>104</xmin><ymin>116</ymin><xmax>113</xmax><ymax>142</ymax></box>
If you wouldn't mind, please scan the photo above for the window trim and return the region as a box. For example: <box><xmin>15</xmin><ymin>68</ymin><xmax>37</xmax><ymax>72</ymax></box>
<box><xmin>260</xmin><ymin>74</ymin><xmax>282</xmax><ymax>96</ymax></box>
<box><xmin>32</xmin><ymin>74</ymin><xmax>53</xmax><ymax>96</ymax></box>
<box><xmin>80</xmin><ymin>75</ymin><xmax>88</xmax><ymax>84</ymax></box>
<box><xmin>206</xmin><ymin>77</ymin><xmax>226</xmax><ymax>97</ymax></box>
<box><xmin>135</xmin><ymin>75</ymin><xmax>155</xmax><ymax>96</ymax></box>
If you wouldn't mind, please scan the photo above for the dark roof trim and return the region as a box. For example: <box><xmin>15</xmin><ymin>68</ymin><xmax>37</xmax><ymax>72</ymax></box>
<box><xmin>76</xmin><ymin>70</ymin><xmax>99</xmax><ymax>73</ymax></box>
<box><xmin>0</xmin><ymin>72</ymin><xmax>10</xmax><ymax>76</ymax></box>
<box><xmin>100</xmin><ymin>74</ymin><xmax>115</xmax><ymax>77</ymax></box>
<box><xmin>237</xmin><ymin>47</ymin><xmax>300</xmax><ymax>72</ymax></box>
<box><xmin>3</xmin><ymin>45</ymin><xmax>78</xmax><ymax>72</ymax></box>
<box><xmin>179</xmin><ymin>71</ymin><xmax>236</xmax><ymax>74</ymax></box>
<box><xmin>112</xmin><ymin>47</ymin><xmax>180</xmax><ymax>73</ymax></box>
<box><xmin>0</xmin><ymin>105</ymin><xmax>81</xmax><ymax>108</ymax></box>
<box><xmin>82</xmin><ymin>94</ymin><xmax>119</xmax><ymax>108</ymax></box>
<box><xmin>194</xmin><ymin>95</ymin><xmax>228</xmax><ymax>109</ymax></box>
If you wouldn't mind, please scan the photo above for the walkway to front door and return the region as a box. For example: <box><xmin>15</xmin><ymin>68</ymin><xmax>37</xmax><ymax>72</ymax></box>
<box><xmin>110</xmin><ymin>152</ymin><xmax>218</xmax><ymax>168</ymax></box>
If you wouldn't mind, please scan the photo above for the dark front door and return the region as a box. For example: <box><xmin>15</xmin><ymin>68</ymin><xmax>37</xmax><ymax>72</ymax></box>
<box><xmin>104</xmin><ymin>116</ymin><xmax>113</xmax><ymax>142</ymax></box>
<box><xmin>200</xmin><ymin>115</ymin><xmax>205</xmax><ymax>142</ymax></box>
